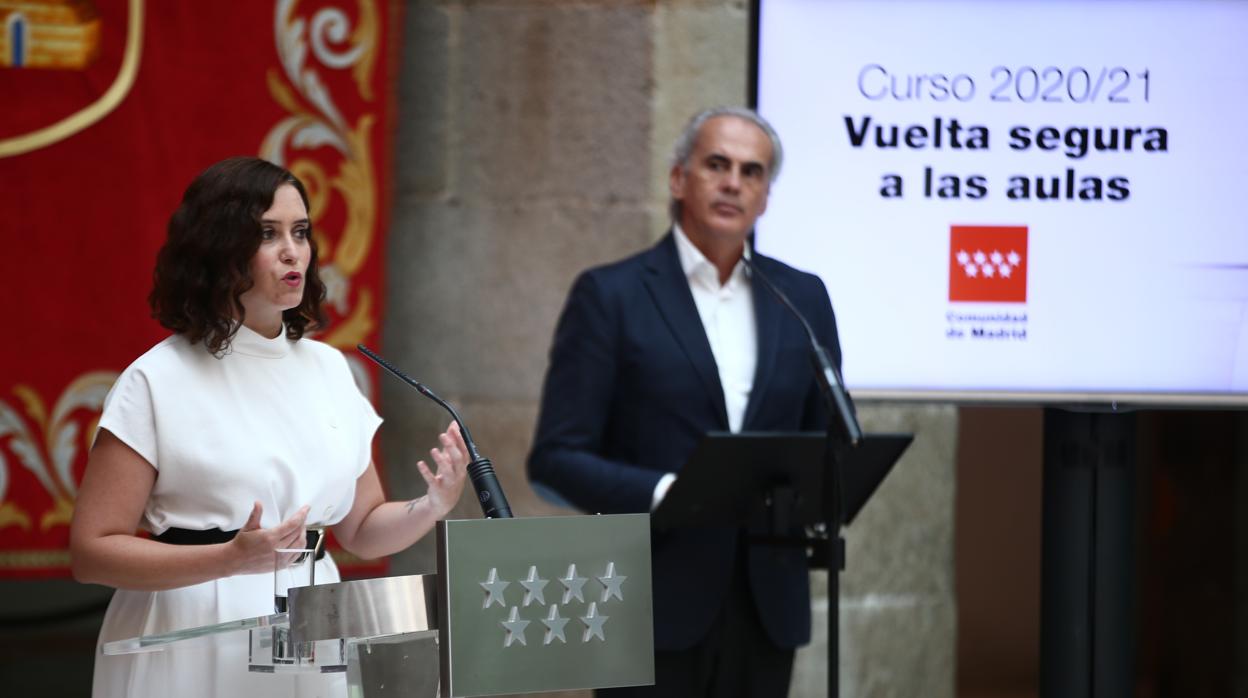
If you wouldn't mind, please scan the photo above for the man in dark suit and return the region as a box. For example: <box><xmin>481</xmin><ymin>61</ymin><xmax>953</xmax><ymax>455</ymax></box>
<box><xmin>528</xmin><ymin>106</ymin><xmax>841</xmax><ymax>697</ymax></box>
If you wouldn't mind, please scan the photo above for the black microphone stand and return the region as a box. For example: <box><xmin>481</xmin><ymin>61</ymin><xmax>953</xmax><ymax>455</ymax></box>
<box><xmin>357</xmin><ymin>344</ymin><xmax>514</xmax><ymax>519</ymax></box>
<box><xmin>742</xmin><ymin>255</ymin><xmax>859</xmax><ymax>698</ymax></box>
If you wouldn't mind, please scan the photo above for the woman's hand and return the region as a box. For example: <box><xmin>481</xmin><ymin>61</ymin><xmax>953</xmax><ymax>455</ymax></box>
<box><xmin>416</xmin><ymin>421</ymin><xmax>469</xmax><ymax>519</ymax></box>
<box><xmin>331</xmin><ymin>423</ymin><xmax>471</xmax><ymax>560</ymax></box>
<box><xmin>227</xmin><ymin>502</ymin><xmax>310</xmax><ymax>576</ymax></box>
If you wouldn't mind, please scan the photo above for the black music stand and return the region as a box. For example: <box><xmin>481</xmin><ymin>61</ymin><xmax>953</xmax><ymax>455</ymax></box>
<box><xmin>652</xmin><ymin>431</ymin><xmax>912</xmax><ymax>531</ymax></box>
<box><xmin>651</xmin><ymin>431</ymin><xmax>913</xmax><ymax>696</ymax></box>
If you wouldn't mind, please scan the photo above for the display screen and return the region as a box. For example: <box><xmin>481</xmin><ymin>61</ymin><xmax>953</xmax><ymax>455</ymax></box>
<box><xmin>752</xmin><ymin>0</ymin><xmax>1248</xmax><ymax>405</ymax></box>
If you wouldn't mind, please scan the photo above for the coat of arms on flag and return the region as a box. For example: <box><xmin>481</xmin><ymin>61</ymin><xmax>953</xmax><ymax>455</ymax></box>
<box><xmin>948</xmin><ymin>225</ymin><xmax>1028</xmax><ymax>303</ymax></box>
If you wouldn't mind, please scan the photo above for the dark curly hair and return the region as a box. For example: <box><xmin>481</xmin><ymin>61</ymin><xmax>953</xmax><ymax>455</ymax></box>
<box><xmin>149</xmin><ymin>157</ymin><xmax>327</xmax><ymax>355</ymax></box>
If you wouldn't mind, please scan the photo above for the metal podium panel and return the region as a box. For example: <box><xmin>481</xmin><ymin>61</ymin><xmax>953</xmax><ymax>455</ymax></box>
<box><xmin>347</xmin><ymin>630</ymin><xmax>441</xmax><ymax>698</ymax></box>
<box><xmin>288</xmin><ymin>574</ymin><xmax>437</xmax><ymax>643</ymax></box>
<box><xmin>437</xmin><ymin>514</ymin><xmax>654</xmax><ymax>697</ymax></box>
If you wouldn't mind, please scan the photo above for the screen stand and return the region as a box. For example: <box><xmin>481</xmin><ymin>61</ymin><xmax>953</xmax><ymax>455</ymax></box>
<box><xmin>1040</xmin><ymin>408</ymin><xmax>1137</xmax><ymax>698</ymax></box>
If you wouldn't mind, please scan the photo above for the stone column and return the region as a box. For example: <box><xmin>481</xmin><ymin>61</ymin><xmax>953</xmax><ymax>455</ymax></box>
<box><xmin>384</xmin><ymin>0</ymin><xmax>657</xmax><ymax>575</ymax></box>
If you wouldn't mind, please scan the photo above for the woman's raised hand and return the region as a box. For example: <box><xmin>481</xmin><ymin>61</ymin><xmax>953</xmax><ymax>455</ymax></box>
<box><xmin>416</xmin><ymin>422</ymin><xmax>469</xmax><ymax>519</ymax></box>
<box><xmin>228</xmin><ymin>502</ymin><xmax>309</xmax><ymax>575</ymax></box>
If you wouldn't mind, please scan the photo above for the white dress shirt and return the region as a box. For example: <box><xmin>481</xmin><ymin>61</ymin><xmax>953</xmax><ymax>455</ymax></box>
<box><xmin>652</xmin><ymin>225</ymin><xmax>758</xmax><ymax>509</ymax></box>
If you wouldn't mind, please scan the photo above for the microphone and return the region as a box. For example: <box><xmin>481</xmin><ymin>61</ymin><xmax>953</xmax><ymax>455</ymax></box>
<box><xmin>356</xmin><ymin>344</ymin><xmax>514</xmax><ymax>519</ymax></box>
<box><xmin>740</xmin><ymin>254</ymin><xmax>862</xmax><ymax>447</ymax></box>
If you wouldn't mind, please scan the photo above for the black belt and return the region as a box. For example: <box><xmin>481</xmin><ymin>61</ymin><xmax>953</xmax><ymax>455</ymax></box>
<box><xmin>154</xmin><ymin>527</ymin><xmax>327</xmax><ymax>560</ymax></box>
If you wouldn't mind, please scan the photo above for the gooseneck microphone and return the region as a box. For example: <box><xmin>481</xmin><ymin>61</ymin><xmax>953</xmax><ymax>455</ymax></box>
<box><xmin>357</xmin><ymin>344</ymin><xmax>514</xmax><ymax>519</ymax></box>
<box><xmin>741</xmin><ymin>255</ymin><xmax>863</xmax><ymax>447</ymax></box>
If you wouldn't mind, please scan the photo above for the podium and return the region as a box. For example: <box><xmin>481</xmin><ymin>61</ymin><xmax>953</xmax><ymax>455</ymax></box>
<box><xmin>102</xmin><ymin>514</ymin><xmax>654</xmax><ymax>697</ymax></box>
<box><xmin>653</xmin><ymin>431</ymin><xmax>912</xmax><ymax>698</ymax></box>
<box><xmin>652</xmin><ymin>431</ymin><xmax>912</xmax><ymax>532</ymax></box>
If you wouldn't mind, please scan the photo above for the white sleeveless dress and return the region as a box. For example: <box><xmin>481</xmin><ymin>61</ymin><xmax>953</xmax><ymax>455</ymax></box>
<box><xmin>90</xmin><ymin>325</ymin><xmax>382</xmax><ymax>698</ymax></box>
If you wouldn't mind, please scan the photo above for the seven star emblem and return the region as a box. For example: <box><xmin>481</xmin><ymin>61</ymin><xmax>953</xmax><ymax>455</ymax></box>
<box><xmin>480</xmin><ymin>563</ymin><xmax>629</xmax><ymax>647</ymax></box>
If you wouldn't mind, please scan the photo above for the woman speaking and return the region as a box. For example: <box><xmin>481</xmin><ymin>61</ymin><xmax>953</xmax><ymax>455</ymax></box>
<box><xmin>69</xmin><ymin>157</ymin><xmax>467</xmax><ymax>697</ymax></box>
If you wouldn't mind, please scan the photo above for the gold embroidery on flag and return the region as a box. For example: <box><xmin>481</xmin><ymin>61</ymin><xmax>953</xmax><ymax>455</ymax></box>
<box><xmin>262</xmin><ymin>0</ymin><xmax>379</xmax><ymax>353</ymax></box>
<box><xmin>0</xmin><ymin>372</ymin><xmax>117</xmax><ymax>532</ymax></box>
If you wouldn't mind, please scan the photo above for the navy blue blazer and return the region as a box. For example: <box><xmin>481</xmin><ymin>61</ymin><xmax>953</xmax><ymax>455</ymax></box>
<box><xmin>527</xmin><ymin>232</ymin><xmax>842</xmax><ymax>651</ymax></box>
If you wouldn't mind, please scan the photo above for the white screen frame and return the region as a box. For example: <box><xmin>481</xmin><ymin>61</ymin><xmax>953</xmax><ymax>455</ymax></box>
<box><xmin>751</xmin><ymin>0</ymin><xmax>1248</xmax><ymax>407</ymax></box>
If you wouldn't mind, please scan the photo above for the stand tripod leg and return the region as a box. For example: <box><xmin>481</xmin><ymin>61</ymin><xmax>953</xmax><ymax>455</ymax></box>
<box><xmin>827</xmin><ymin>535</ymin><xmax>844</xmax><ymax>698</ymax></box>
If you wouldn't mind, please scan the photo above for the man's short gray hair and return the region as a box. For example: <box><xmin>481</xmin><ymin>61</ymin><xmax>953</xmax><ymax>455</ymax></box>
<box><xmin>668</xmin><ymin>106</ymin><xmax>784</xmax><ymax>222</ymax></box>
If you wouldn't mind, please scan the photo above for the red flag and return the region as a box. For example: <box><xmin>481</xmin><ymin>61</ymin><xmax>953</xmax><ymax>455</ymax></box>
<box><xmin>948</xmin><ymin>225</ymin><xmax>1028</xmax><ymax>303</ymax></box>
